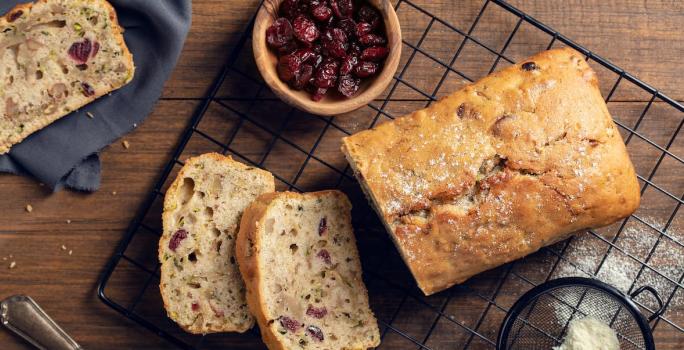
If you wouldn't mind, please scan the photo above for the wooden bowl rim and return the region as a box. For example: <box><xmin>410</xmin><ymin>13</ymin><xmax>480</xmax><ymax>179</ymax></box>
<box><xmin>252</xmin><ymin>0</ymin><xmax>402</xmax><ymax>116</ymax></box>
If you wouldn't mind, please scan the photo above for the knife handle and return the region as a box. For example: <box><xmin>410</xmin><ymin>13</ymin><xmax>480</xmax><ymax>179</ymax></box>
<box><xmin>1</xmin><ymin>295</ymin><xmax>82</xmax><ymax>350</ymax></box>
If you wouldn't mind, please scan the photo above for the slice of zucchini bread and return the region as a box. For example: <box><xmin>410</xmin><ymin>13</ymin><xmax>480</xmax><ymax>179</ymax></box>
<box><xmin>159</xmin><ymin>153</ymin><xmax>275</xmax><ymax>334</ymax></box>
<box><xmin>0</xmin><ymin>0</ymin><xmax>135</xmax><ymax>154</ymax></box>
<box><xmin>237</xmin><ymin>190</ymin><xmax>380</xmax><ymax>350</ymax></box>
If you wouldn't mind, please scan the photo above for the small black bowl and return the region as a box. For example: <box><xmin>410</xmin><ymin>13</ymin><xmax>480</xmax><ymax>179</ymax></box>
<box><xmin>497</xmin><ymin>277</ymin><xmax>665</xmax><ymax>350</ymax></box>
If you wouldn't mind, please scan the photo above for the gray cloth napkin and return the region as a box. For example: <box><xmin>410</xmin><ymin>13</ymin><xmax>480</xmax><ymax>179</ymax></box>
<box><xmin>0</xmin><ymin>0</ymin><xmax>192</xmax><ymax>191</ymax></box>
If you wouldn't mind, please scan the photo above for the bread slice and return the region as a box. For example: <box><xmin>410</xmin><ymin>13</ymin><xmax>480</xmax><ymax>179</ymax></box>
<box><xmin>159</xmin><ymin>153</ymin><xmax>275</xmax><ymax>334</ymax></box>
<box><xmin>0</xmin><ymin>0</ymin><xmax>135</xmax><ymax>154</ymax></box>
<box><xmin>237</xmin><ymin>190</ymin><xmax>380</xmax><ymax>350</ymax></box>
<box><xmin>341</xmin><ymin>48</ymin><xmax>640</xmax><ymax>295</ymax></box>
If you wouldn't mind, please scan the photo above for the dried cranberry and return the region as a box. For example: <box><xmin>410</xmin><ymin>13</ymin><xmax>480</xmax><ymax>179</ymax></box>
<box><xmin>322</xmin><ymin>28</ymin><xmax>347</xmax><ymax>58</ymax></box>
<box><xmin>360</xmin><ymin>46</ymin><xmax>389</xmax><ymax>61</ymax></box>
<box><xmin>521</xmin><ymin>62</ymin><xmax>538</xmax><ymax>71</ymax></box>
<box><xmin>306</xmin><ymin>325</ymin><xmax>324</xmax><ymax>342</ymax></box>
<box><xmin>340</xmin><ymin>55</ymin><xmax>358</xmax><ymax>75</ymax></box>
<box><xmin>191</xmin><ymin>302</ymin><xmax>200</xmax><ymax>311</ymax></box>
<box><xmin>356</xmin><ymin>5</ymin><xmax>380</xmax><ymax>28</ymax></box>
<box><xmin>359</xmin><ymin>33</ymin><xmax>386</xmax><ymax>46</ymax></box>
<box><xmin>8</xmin><ymin>10</ymin><xmax>23</xmax><ymax>22</ymax></box>
<box><xmin>331</xmin><ymin>27</ymin><xmax>348</xmax><ymax>43</ymax></box>
<box><xmin>293</xmin><ymin>15</ymin><xmax>320</xmax><ymax>43</ymax></box>
<box><xmin>278</xmin><ymin>40</ymin><xmax>299</xmax><ymax>55</ymax></box>
<box><xmin>92</xmin><ymin>42</ymin><xmax>100</xmax><ymax>58</ymax></box>
<box><xmin>169</xmin><ymin>229</ymin><xmax>188</xmax><ymax>251</ymax></box>
<box><xmin>313</xmin><ymin>59</ymin><xmax>339</xmax><ymax>88</ymax></box>
<box><xmin>318</xmin><ymin>217</ymin><xmax>328</xmax><ymax>235</ymax></box>
<box><xmin>279</xmin><ymin>316</ymin><xmax>303</xmax><ymax>332</ymax></box>
<box><xmin>292</xmin><ymin>64</ymin><xmax>314</xmax><ymax>90</ymax></box>
<box><xmin>336</xmin><ymin>18</ymin><xmax>357</xmax><ymax>38</ymax></box>
<box><xmin>306</xmin><ymin>305</ymin><xmax>328</xmax><ymax>319</ymax></box>
<box><xmin>354</xmin><ymin>61</ymin><xmax>379</xmax><ymax>77</ymax></box>
<box><xmin>277</xmin><ymin>53</ymin><xmax>302</xmax><ymax>83</ymax></box>
<box><xmin>324</xmin><ymin>40</ymin><xmax>347</xmax><ymax>58</ymax></box>
<box><xmin>348</xmin><ymin>41</ymin><xmax>362</xmax><ymax>57</ymax></box>
<box><xmin>356</xmin><ymin>22</ymin><xmax>373</xmax><ymax>37</ymax></box>
<box><xmin>210</xmin><ymin>303</ymin><xmax>225</xmax><ymax>317</ymax></box>
<box><xmin>295</xmin><ymin>48</ymin><xmax>316</xmax><ymax>64</ymax></box>
<box><xmin>312</xmin><ymin>87</ymin><xmax>327</xmax><ymax>101</ymax></box>
<box><xmin>279</xmin><ymin>0</ymin><xmax>300</xmax><ymax>19</ymax></box>
<box><xmin>330</xmin><ymin>0</ymin><xmax>353</xmax><ymax>18</ymax></box>
<box><xmin>68</xmin><ymin>38</ymin><xmax>93</xmax><ymax>64</ymax></box>
<box><xmin>311</xmin><ymin>5</ymin><xmax>332</xmax><ymax>22</ymax></box>
<box><xmin>266</xmin><ymin>18</ymin><xmax>294</xmax><ymax>49</ymax></box>
<box><xmin>316</xmin><ymin>249</ymin><xmax>332</xmax><ymax>265</ymax></box>
<box><xmin>80</xmin><ymin>82</ymin><xmax>95</xmax><ymax>97</ymax></box>
<box><xmin>338</xmin><ymin>74</ymin><xmax>360</xmax><ymax>97</ymax></box>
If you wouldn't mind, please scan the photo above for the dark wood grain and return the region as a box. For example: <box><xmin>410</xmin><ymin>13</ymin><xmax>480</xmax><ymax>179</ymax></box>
<box><xmin>0</xmin><ymin>1</ymin><xmax>682</xmax><ymax>349</ymax></box>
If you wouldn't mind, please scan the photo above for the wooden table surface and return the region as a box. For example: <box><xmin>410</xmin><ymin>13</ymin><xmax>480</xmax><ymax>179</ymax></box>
<box><xmin>1</xmin><ymin>0</ymin><xmax>683</xmax><ymax>349</ymax></box>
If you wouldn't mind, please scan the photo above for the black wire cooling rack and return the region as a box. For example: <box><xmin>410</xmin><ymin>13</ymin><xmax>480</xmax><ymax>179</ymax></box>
<box><xmin>97</xmin><ymin>0</ymin><xmax>684</xmax><ymax>348</ymax></box>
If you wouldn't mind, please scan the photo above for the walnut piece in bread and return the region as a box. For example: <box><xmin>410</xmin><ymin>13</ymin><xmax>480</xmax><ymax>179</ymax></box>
<box><xmin>159</xmin><ymin>153</ymin><xmax>275</xmax><ymax>334</ymax></box>
<box><xmin>342</xmin><ymin>48</ymin><xmax>640</xmax><ymax>296</ymax></box>
<box><xmin>237</xmin><ymin>191</ymin><xmax>380</xmax><ymax>350</ymax></box>
<box><xmin>0</xmin><ymin>0</ymin><xmax>135</xmax><ymax>154</ymax></box>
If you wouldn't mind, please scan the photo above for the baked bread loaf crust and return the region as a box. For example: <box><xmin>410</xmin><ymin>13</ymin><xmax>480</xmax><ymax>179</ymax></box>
<box><xmin>341</xmin><ymin>48</ymin><xmax>640</xmax><ymax>296</ymax></box>
<box><xmin>0</xmin><ymin>0</ymin><xmax>135</xmax><ymax>154</ymax></box>
<box><xmin>237</xmin><ymin>190</ymin><xmax>380</xmax><ymax>350</ymax></box>
<box><xmin>159</xmin><ymin>153</ymin><xmax>275</xmax><ymax>334</ymax></box>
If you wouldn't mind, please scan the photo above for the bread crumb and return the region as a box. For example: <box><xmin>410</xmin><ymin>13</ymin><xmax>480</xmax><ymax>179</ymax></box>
<box><xmin>133</xmin><ymin>123</ymin><xmax>138</xmax><ymax>128</ymax></box>
<box><xmin>9</xmin><ymin>261</ymin><xmax>16</xmax><ymax>269</ymax></box>
<box><xmin>86</xmin><ymin>112</ymin><xmax>95</xmax><ymax>119</ymax></box>
<box><xmin>9</xmin><ymin>254</ymin><xmax>13</xmax><ymax>258</ymax></box>
<box><xmin>66</xmin><ymin>219</ymin><xmax>71</xmax><ymax>224</ymax></box>
<box><xmin>122</xmin><ymin>140</ymin><xmax>130</xmax><ymax>149</ymax></box>
<box><xmin>68</xmin><ymin>250</ymin><xmax>73</xmax><ymax>256</ymax></box>
<box><xmin>112</xmin><ymin>191</ymin><xmax>117</xmax><ymax>195</ymax></box>
<box><xmin>61</xmin><ymin>245</ymin><xmax>67</xmax><ymax>250</ymax></box>
<box><xmin>25</xmin><ymin>204</ymin><xmax>33</xmax><ymax>213</ymax></box>
<box><xmin>2</xmin><ymin>257</ymin><xmax>6</xmax><ymax>261</ymax></box>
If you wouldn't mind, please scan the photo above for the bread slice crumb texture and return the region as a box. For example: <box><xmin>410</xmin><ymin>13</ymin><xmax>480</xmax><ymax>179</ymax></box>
<box><xmin>0</xmin><ymin>0</ymin><xmax>135</xmax><ymax>153</ymax></box>
<box><xmin>159</xmin><ymin>153</ymin><xmax>275</xmax><ymax>334</ymax></box>
<box><xmin>237</xmin><ymin>191</ymin><xmax>380</xmax><ymax>350</ymax></box>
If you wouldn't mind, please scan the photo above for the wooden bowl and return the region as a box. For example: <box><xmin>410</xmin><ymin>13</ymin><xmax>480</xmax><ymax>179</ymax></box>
<box><xmin>253</xmin><ymin>0</ymin><xmax>402</xmax><ymax>116</ymax></box>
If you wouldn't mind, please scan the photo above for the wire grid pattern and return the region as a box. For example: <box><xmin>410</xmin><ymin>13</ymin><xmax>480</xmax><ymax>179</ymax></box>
<box><xmin>97</xmin><ymin>0</ymin><xmax>684</xmax><ymax>349</ymax></box>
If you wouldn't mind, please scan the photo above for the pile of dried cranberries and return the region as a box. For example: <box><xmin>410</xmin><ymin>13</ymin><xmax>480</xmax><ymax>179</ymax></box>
<box><xmin>265</xmin><ymin>0</ymin><xmax>390</xmax><ymax>101</ymax></box>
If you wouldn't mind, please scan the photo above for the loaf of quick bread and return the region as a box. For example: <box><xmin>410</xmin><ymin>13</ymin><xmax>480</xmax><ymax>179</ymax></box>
<box><xmin>237</xmin><ymin>191</ymin><xmax>380</xmax><ymax>350</ymax></box>
<box><xmin>159</xmin><ymin>153</ymin><xmax>275</xmax><ymax>334</ymax></box>
<box><xmin>342</xmin><ymin>48</ymin><xmax>640</xmax><ymax>296</ymax></box>
<box><xmin>0</xmin><ymin>0</ymin><xmax>135</xmax><ymax>154</ymax></box>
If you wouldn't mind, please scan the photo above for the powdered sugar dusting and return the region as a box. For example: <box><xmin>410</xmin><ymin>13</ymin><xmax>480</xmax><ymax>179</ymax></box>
<box><xmin>551</xmin><ymin>216</ymin><xmax>684</xmax><ymax>322</ymax></box>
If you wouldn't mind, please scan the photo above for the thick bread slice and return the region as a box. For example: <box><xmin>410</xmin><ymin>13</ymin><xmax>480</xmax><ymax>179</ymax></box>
<box><xmin>341</xmin><ymin>48</ymin><xmax>640</xmax><ymax>295</ymax></box>
<box><xmin>0</xmin><ymin>0</ymin><xmax>135</xmax><ymax>154</ymax></box>
<box><xmin>237</xmin><ymin>190</ymin><xmax>380</xmax><ymax>350</ymax></box>
<box><xmin>159</xmin><ymin>153</ymin><xmax>275</xmax><ymax>334</ymax></box>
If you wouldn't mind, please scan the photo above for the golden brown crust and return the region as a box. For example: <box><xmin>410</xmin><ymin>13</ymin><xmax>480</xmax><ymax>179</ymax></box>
<box><xmin>237</xmin><ymin>192</ymin><xmax>286</xmax><ymax>350</ymax></box>
<box><xmin>0</xmin><ymin>0</ymin><xmax>135</xmax><ymax>154</ymax></box>
<box><xmin>342</xmin><ymin>48</ymin><xmax>640</xmax><ymax>295</ymax></box>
